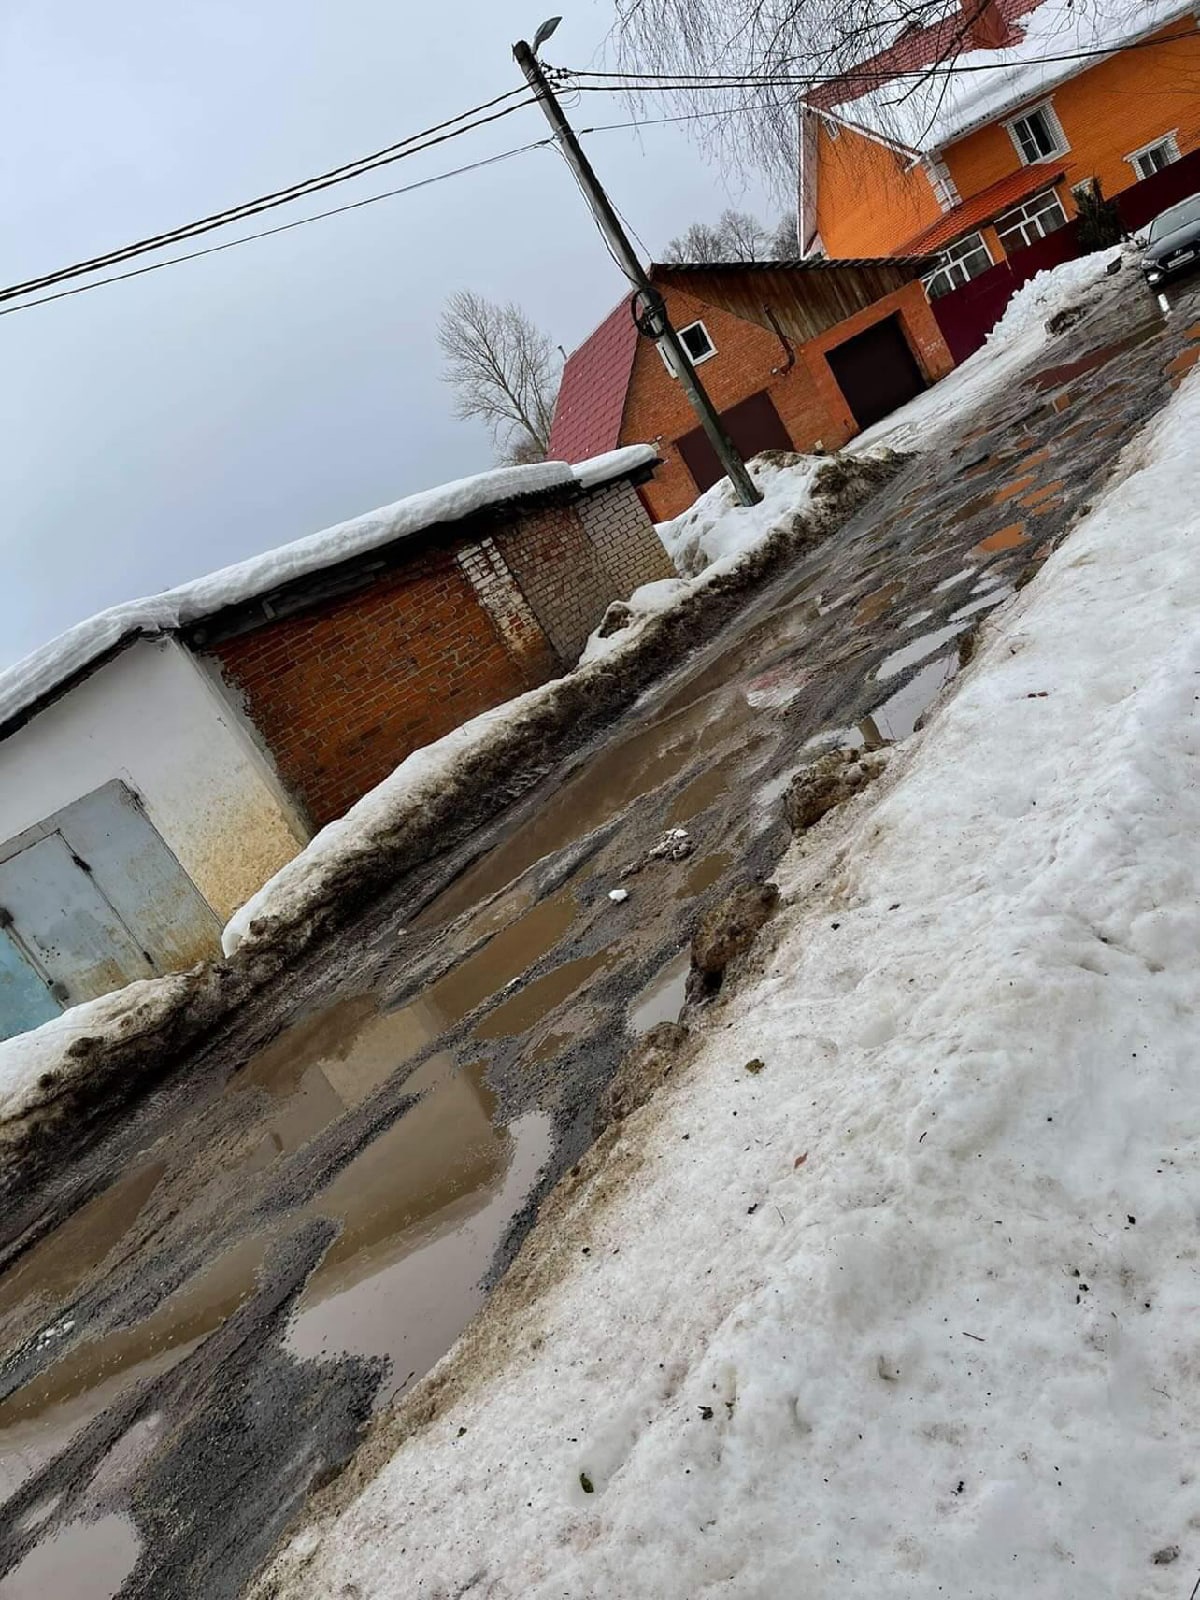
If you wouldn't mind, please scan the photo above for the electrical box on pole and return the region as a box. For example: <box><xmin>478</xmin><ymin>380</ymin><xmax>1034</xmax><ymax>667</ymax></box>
<box><xmin>513</xmin><ymin>28</ymin><xmax>761</xmax><ymax>508</ymax></box>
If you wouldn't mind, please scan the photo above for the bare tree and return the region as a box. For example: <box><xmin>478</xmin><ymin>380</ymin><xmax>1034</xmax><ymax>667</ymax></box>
<box><xmin>611</xmin><ymin>0</ymin><xmax>1049</xmax><ymax>180</ymax></box>
<box><xmin>661</xmin><ymin>208</ymin><xmax>802</xmax><ymax>262</ymax></box>
<box><xmin>437</xmin><ymin>291</ymin><xmax>560</xmax><ymax>465</ymax></box>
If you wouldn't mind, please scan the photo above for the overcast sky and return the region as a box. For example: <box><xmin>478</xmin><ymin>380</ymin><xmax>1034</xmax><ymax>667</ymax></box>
<box><xmin>0</xmin><ymin>0</ymin><xmax>777</xmax><ymax>669</ymax></box>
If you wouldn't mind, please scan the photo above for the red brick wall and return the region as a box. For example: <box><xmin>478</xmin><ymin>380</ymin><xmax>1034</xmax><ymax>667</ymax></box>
<box><xmin>207</xmin><ymin>542</ymin><xmax>552</xmax><ymax>828</ymax></box>
<box><xmin>619</xmin><ymin>280</ymin><xmax>954</xmax><ymax>521</ymax></box>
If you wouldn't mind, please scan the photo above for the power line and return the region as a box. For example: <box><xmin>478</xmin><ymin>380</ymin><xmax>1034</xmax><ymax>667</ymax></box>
<box><xmin>0</xmin><ymin>142</ymin><xmax>553</xmax><ymax>318</ymax></box>
<box><xmin>0</xmin><ymin>89</ymin><xmax>538</xmax><ymax>305</ymax></box>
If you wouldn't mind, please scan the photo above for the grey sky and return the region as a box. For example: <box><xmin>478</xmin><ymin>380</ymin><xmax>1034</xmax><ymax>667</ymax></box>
<box><xmin>1</xmin><ymin>0</ymin><xmax>776</xmax><ymax>669</ymax></box>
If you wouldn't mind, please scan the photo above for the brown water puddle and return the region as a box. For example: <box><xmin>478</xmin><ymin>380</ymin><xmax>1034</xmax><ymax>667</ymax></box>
<box><xmin>474</xmin><ymin>949</ymin><xmax>616</xmax><ymax>1041</ymax></box>
<box><xmin>0</xmin><ymin>1512</ymin><xmax>139</xmax><ymax>1599</ymax></box>
<box><xmin>0</xmin><ymin>1236</ymin><xmax>267</xmax><ymax>1499</ymax></box>
<box><xmin>427</xmin><ymin>686</ymin><xmax>753</xmax><ymax>920</ymax></box>
<box><xmin>0</xmin><ymin>1162</ymin><xmax>165</xmax><ymax>1334</ymax></box>
<box><xmin>628</xmin><ymin>952</ymin><xmax>689</xmax><ymax>1036</ymax></box>
<box><xmin>676</xmin><ymin>852</ymin><xmax>733</xmax><ymax>899</ymax></box>
<box><xmin>1031</xmin><ymin>323</ymin><xmax>1163</xmax><ymax>392</ymax></box>
<box><xmin>666</xmin><ymin>757</ymin><xmax>740</xmax><ymax>826</ymax></box>
<box><xmin>238</xmin><ymin>891</ymin><xmax>580</xmax><ymax>1159</ymax></box>
<box><xmin>291</xmin><ymin>1058</ymin><xmax>551</xmax><ymax>1402</ymax></box>
<box><xmin>970</xmin><ymin>523</ymin><xmax>1028</xmax><ymax>559</ymax></box>
<box><xmin>853</xmin><ymin>580</ymin><xmax>904</xmax><ymax>625</ymax></box>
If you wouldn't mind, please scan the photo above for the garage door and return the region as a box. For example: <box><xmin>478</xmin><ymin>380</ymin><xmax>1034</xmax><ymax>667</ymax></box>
<box><xmin>825</xmin><ymin>315</ymin><xmax>926</xmax><ymax>431</ymax></box>
<box><xmin>676</xmin><ymin>389</ymin><xmax>793</xmax><ymax>495</ymax></box>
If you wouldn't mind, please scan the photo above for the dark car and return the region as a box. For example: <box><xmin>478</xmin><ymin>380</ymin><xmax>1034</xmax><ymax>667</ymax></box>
<box><xmin>1140</xmin><ymin>192</ymin><xmax>1200</xmax><ymax>287</ymax></box>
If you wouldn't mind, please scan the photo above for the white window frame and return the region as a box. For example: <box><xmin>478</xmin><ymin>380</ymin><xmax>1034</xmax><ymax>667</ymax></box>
<box><xmin>658</xmin><ymin>320</ymin><xmax>716</xmax><ymax>377</ymax></box>
<box><xmin>994</xmin><ymin>186</ymin><xmax>1068</xmax><ymax>253</ymax></box>
<box><xmin>823</xmin><ymin>116</ymin><xmax>841</xmax><ymax>141</ymax></box>
<box><xmin>922</xmin><ymin>230</ymin><xmax>995</xmax><ymax>299</ymax></box>
<box><xmin>1125</xmin><ymin>131</ymin><xmax>1180</xmax><ymax>181</ymax></box>
<box><xmin>1005</xmin><ymin>100</ymin><xmax>1069</xmax><ymax>165</ymax></box>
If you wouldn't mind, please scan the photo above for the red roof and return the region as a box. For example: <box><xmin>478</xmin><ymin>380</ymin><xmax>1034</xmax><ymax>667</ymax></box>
<box><xmin>808</xmin><ymin>0</ymin><xmax>1043</xmax><ymax>111</ymax></box>
<box><xmin>898</xmin><ymin>163</ymin><xmax>1065</xmax><ymax>252</ymax></box>
<box><xmin>548</xmin><ymin>298</ymin><xmax>639</xmax><ymax>463</ymax></box>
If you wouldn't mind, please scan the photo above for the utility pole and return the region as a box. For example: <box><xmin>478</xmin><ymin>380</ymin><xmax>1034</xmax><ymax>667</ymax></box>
<box><xmin>514</xmin><ymin>26</ymin><xmax>761</xmax><ymax>507</ymax></box>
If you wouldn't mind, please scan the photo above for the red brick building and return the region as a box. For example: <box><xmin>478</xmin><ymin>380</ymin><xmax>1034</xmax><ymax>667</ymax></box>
<box><xmin>549</xmin><ymin>259</ymin><xmax>953</xmax><ymax>522</ymax></box>
<box><xmin>185</xmin><ymin>451</ymin><xmax>671</xmax><ymax>828</ymax></box>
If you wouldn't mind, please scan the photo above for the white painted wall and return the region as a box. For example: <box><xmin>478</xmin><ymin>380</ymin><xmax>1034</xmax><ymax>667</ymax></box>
<box><xmin>0</xmin><ymin>636</ymin><xmax>308</xmax><ymax>922</ymax></box>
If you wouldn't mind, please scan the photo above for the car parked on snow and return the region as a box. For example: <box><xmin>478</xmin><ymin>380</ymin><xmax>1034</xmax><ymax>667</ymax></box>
<box><xmin>1140</xmin><ymin>192</ymin><xmax>1200</xmax><ymax>287</ymax></box>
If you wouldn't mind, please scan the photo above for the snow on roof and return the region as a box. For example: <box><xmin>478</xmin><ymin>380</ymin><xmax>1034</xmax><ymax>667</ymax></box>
<box><xmin>0</xmin><ymin>451</ymin><xmax>657</xmax><ymax>738</ymax></box>
<box><xmin>573</xmin><ymin>444</ymin><xmax>656</xmax><ymax>489</ymax></box>
<box><xmin>829</xmin><ymin>0</ymin><xmax>1193</xmax><ymax>153</ymax></box>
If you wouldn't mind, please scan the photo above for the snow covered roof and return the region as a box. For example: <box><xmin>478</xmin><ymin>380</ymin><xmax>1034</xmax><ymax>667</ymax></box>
<box><xmin>824</xmin><ymin>0</ymin><xmax>1194</xmax><ymax>153</ymax></box>
<box><xmin>0</xmin><ymin>448</ymin><xmax>658</xmax><ymax>740</ymax></box>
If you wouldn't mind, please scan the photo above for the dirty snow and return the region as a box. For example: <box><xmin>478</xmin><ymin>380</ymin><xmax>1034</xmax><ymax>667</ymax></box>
<box><xmin>853</xmin><ymin>244</ymin><xmax>1127</xmax><ymax>453</ymax></box>
<box><xmin>655</xmin><ymin>453</ymin><xmax>832</xmax><ymax>577</ymax></box>
<box><xmin>0</xmin><ymin>974</ymin><xmax>196</xmax><ymax>1130</ymax></box>
<box><xmin>260</xmin><ymin>366</ymin><xmax>1200</xmax><ymax>1596</ymax></box>
<box><xmin>835</xmin><ymin>0</ymin><xmax>1191</xmax><ymax>152</ymax></box>
<box><xmin>0</xmin><ymin>452</ymin><xmax>651</xmax><ymax>733</ymax></box>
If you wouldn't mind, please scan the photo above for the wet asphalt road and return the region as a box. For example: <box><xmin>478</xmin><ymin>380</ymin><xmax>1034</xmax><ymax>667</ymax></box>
<box><xmin>0</xmin><ymin>266</ymin><xmax>1196</xmax><ymax>1599</ymax></box>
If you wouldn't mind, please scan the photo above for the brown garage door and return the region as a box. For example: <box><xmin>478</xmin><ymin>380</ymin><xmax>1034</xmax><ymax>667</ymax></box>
<box><xmin>825</xmin><ymin>315</ymin><xmax>926</xmax><ymax>431</ymax></box>
<box><xmin>676</xmin><ymin>389</ymin><xmax>792</xmax><ymax>495</ymax></box>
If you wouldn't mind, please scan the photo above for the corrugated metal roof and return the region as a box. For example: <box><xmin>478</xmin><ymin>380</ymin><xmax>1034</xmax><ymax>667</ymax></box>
<box><xmin>547</xmin><ymin>299</ymin><xmax>640</xmax><ymax>463</ymax></box>
<box><xmin>898</xmin><ymin>165</ymin><xmax>1065</xmax><ymax>253</ymax></box>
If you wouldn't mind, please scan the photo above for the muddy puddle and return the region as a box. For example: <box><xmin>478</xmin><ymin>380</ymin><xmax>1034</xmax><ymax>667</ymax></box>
<box><xmin>628</xmin><ymin>952</ymin><xmax>689</xmax><ymax>1036</ymax></box>
<box><xmin>867</xmin><ymin>655</ymin><xmax>958</xmax><ymax>741</ymax></box>
<box><xmin>425</xmin><ymin>689</ymin><xmax>750</xmax><ymax>921</ymax></box>
<box><xmin>291</xmin><ymin>1057</ymin><xmax>551</xmax><ymax>1403</ymax></box>
<box><xmin>0</xmin><ymin>1235</ymin><xmax>268</xmax><ymax>1500</ymax></box>
<box><xmin>0</xmin><ymin>1512</ymin><xmax>139</xmax><ymax>1599</ymax></box>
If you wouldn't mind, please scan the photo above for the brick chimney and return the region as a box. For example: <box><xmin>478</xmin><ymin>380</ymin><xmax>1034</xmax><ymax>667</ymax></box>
<box><xmin>961</xmin><ymin>0</ymin><xmax>1011</xmax><ymax>49</ymax></box>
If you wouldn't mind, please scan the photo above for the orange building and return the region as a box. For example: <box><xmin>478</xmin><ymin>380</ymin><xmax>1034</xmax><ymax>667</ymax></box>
<box><xmin>803</xmin><ymin>0</ymin><xmax>1200</xmax><ymax>296</ymax></box>
<box><xmin>548</xmin><ymin>260</ymin><xmax>954</xmax><ymax>522</ymax></box>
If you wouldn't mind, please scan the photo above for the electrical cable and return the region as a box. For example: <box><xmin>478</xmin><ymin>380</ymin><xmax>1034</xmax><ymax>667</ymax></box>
<box><xmin>0</xmin><ymin>90</ymin><xmax>539</xmax><ymax>305</ymax></box>
<box><xmin>0</xmin><ymin>142</ymin><xmax>553</xmax><ymax>318</ymax></box>
<box><xmin>553</xmin><ymin>28</ymin><xmax>1198</xmax><ymax>88</ymax></box>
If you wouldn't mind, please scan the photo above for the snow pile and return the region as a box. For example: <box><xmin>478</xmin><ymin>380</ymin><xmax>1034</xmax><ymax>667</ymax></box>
<box><xmin>985</xmin><ymin>243</ymin><xmax>1126</xmax><ymax>343</ymax></box>
<box><xmin>853</xmin><ymin>243</ymin><xmax>1126</xmax><ymax>452</ymax></box>
<box><xmin>0</xmin><ymin>451</ymin><xmax>653</xmax><ymax>734</ymax></box>
<box><xmin>655</xmin><ymin>453</ymin><xmax>828</xmax><ymax>577</ymax></box>
<box><xmin>0</xmin><ymin>974</ymin><xmax>196</xmax><ymax>1130</ymax></box>
<box><xmin>260</xmin><ymin>374</ymin><xmax>1200</xmax><ymax>1596</ymax></box>
<box><xmin>836</xmin><ymin>0</ymin><xmax>1191</xmax><ymax>151</ymax></box>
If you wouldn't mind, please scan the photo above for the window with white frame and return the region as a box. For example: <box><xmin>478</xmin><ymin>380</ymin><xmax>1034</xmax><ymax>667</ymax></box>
<box><xmin>1126</xmin><ymin>132</ymin><xmax>1180</xmax><ymax>181</ymax></box>
<box><xmin>660</xmin><ymin>320</ymin><xmax>716</xmax><ymax>376</ymax></box>
<box><xmin>994</xmin><ymin>187</ymin><xmax>1068</xmax><ymax>253</ymax></box>
<box><xmin>922</xmin><ymin>231</ymin><xmax>994</xmax><ymax>299</ymax></box>
<box><xmin>1006</xmin><ymin>102</ymin><xmax>1069</xmax><ymax>164</ymax></box>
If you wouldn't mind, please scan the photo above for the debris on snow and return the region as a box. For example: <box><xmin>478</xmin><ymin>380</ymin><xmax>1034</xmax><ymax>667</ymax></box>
<box><xmin>783</xmin><ymin>747</ymin><xmax>888</xmax><ymax>832</ymax></box>
<box><xmin>619</xmin><ymin>828</ymin><xmax>694</xmax><ymax>879</ymax></box>
<box><xmin>687</xmin><ymin>881</ymin><xmax>781</xmax><ymax>1000</ymax></box>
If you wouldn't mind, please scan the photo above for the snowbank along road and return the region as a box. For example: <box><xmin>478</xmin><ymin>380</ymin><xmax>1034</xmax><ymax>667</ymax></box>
<box><xmin>0</xmin><ymin>264</ymin><xmax>1196</xmax><ymax>1599</ymax></box>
